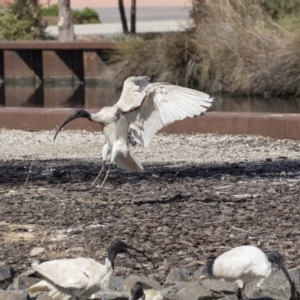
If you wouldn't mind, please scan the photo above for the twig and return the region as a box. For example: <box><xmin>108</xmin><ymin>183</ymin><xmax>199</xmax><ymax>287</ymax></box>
<box><xmin>24</xmin><ymin>160</ymin><xmax>34</xmax><ymax>188</ymax></box>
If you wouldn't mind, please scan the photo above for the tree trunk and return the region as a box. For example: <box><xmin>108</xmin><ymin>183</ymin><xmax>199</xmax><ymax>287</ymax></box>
<box><xmin>130</xmin><ymin>0</ymin><xmax>136</xmax><ymax>34</ymax></box>
<box><xmin>118</xmin><ymin>0</ymin><xmax>128</xmax><ymax>33</ymax></box>
<box><xmin>58</xmin><ymin>0</ymin><xmax>75</xmax><ymax>42</ymax></box>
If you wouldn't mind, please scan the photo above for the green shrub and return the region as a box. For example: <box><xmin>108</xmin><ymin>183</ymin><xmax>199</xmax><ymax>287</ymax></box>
<box><xmin>258</xmin><ymin>0</ymin><xmax>300</xmax><ymax>19</ymax></box>
<box><xmin>41</xmin><ymin>4</ymin><xmax>100</xmax><ymax>24</ymax></box>
<box><xmin>40</xmin><ymin>4</ymin><xmax>59</xmax><ymax>17</ymax></box>
<box><xmin>72</xmin><ymin>7</ymin><xmax>100</xmax><ymax>24</ymax></box>
<box><xmin>0</xmin><ymin>0</ymin><xmax>46</xmax><ymax>40</ymax></box>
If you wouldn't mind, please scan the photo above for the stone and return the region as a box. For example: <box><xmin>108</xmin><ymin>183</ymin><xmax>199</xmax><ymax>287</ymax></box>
<box><xmin>194</xmin><ymin>266</ymin><xmax>205</xmax><ymax>281</ymax></box>
<box><xmin>246</xmin><ymin>267</ymin><xmax>300</xmax><ymax>300</ymax></box>
<box><xmin>7</xmin><ymin>269</ymin><xmax>40</xmax><ymax>291</ymax></box>
<box><xmin>108</xmin><ymin>275</ymin><xmax>125</xmax><ymax>292</ymax></box>
<box><xmin>162</xmin><ymin>282</ymin><xmax>212</xmax><ymax>300</ymax></box>
<box><xmin>36</xmin><ymin>294</ymin><xmax>54</xmax><ymax>300</ymax></box>
<box><xmin>0</xmin><ymin>289</ymin><xmax>28</xmax><ymax>300</ymax></box>
<box><xmin>199</xmin><ymin>278</ymin><xmax>237</xmax><ymax>295</ymax></box>
<box><xmin>90</xmin><ymin>290</ymin><xmax>128</xmax><ymax>300</ymax></box>
<box><xmin>0</xmin><ymin>264</ymin><xmax>14</xmax><ymax>289</ymax></box>
<box><xmin>124</xmin><ymin>275</ymin><xmax>162</xmax><ymax>292</ymax></box>
<box><xmin>165</xmin><ymin>267</ymin><xmax>190</xmax><ymax>284</ymax></box>
<box><xmin>30</xmin><ymin>247</ymin><xmax>45</xmax><ymax>257</ymax></box>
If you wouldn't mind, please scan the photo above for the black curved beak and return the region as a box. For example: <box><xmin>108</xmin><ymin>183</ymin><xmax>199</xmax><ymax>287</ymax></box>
<box><xmin>278</xmin><ymin>261</ymin><xmax>300</xmax><ymax>299</ymax></box>
<box><xmin>126</xmin><ymin>244</ymin><xmax>155</xmax><ymax>270</ymax></box>
<box><xmin>54</xmin><ymin>109</ymin><xmax>91</xmax><ymax>141</ymax></box>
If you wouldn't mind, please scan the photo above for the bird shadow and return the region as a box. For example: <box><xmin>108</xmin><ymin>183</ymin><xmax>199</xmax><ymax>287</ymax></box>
<box><xmin>0</xmin><ymin>157</ymin><xmax>300</xmax><ymax>188</ymax></box>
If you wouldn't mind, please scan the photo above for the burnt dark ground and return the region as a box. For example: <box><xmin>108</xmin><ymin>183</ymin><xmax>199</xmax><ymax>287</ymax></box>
<box><xmin>0</xmin><ymin>158</ymin><xmax>300</xmax><ymax>284</ymax></box>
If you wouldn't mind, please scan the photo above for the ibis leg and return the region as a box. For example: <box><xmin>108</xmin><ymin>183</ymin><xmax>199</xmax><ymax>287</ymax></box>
<box><xmin>99</xmin><ymin>163</ymin><xmax>112</xmax><ymax>189</ymax></box>
<box><xmin>237</xmin><ymin>286</ymin><xmax>248</xmax><ymax>300</ymax></box>
<box><xmin>91</xmin><ymin>160</ymin><xmax>105</xmax><ymax>187</ymax></box>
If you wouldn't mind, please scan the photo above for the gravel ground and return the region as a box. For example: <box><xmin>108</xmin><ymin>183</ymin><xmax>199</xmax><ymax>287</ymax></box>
<box><xmin>1</xmin><ymin>129</ymin><xmax>300</xmax><ymax>284</ymax></box>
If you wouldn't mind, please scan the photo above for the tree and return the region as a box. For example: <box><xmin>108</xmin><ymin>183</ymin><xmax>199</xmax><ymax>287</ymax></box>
<box><xmin>130</xmin><ymin>0</ymin><xmax>136</xmax><ymax>34</ymax></box>
<box><xmin>118</xmin><ymin>0</ymin><xmax>137</xmax><ymax>34</ymax></box>
<box><xmin>58</xmin><ymin>0</ymin><xmax>74</xmax><ymax>41</ymax></box>
<box><xmin>118</xmin><ymin>0</ymin><xmax>128</xmax><ymax>33</ymax></box>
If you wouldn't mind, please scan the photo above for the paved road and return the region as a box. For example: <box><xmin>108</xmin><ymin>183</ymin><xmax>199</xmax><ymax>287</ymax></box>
<box><xmin>95</xmin><ymin>6</ymin><xmax>191</xmax><ymax>23</ymax></box>
<box><xmin>46</xmin><ymin>20</ymin><xmax>189</xmax><ymax>37</ymax></box>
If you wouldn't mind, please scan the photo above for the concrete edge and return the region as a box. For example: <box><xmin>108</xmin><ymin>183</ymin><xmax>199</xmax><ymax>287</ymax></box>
<box><xmin>0</xmin><ymin>108</ymin><xmax>300</xmax><ymax>140</ymax></box>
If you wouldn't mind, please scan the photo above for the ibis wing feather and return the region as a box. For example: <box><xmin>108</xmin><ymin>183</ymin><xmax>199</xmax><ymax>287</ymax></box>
<box><xmin>115</xmin><ymin>76</ymin><xmax>151</xmax><ymax>111</ymax></box>
<box><xmin>125</xmin><ymin>83</ymin><xmax>215</xmax><ymax>147</ymax></box>
<box><xmin>32</xmin><ymin>259</ymin><xmax>90</xmax><ymax>290</ymax></box>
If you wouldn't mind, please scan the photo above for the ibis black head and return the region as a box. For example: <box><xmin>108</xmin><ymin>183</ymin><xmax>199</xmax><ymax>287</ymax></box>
<box><xmin>268</xmin><ymin>251</ymin><xmax>284</xmax><ymax>267</ymax></box>
<box><xmin>108</xmin><ymin>239</ymin><xmax>154</xmax><ymax>274</ymax></box>
<box><xmin>130</xmin><ymin>282</ymin><xmax>145</xmax><ymax>300</ymax></box>
<box><xmin>54</xmin><ymin>109</ymin><xmax>92</xmax><ymax>141</ymax></box>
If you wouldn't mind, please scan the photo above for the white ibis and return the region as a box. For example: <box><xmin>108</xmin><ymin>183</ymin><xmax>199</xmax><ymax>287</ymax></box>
<box><xmin>200</xmin><ymin>245</ymin><xmax>299</xmax><ymax>300</ymax></box>
<box><xmin>54</xmin><ymin>76</ymin><xmax>215</xmax><ymax>188</ymax></box>
<box><xmin>130</xmin><ymin>281</ymin><xmax>164</xmax><ymax>300</ymax></box>
<box><xmin>28</xmin><ymin>239</ymin><xmax>153</xmax><ymax>300</ymax></box>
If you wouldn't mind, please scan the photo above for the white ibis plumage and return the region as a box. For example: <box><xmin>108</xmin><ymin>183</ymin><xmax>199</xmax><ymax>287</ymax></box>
<box><xmin>28</xmin><ymin>239</ymin><xmax>152</xmax><ymax>300</ymax></box>
<box><xmin>54</xmin><ymin>76</ymin><xmax>215</xmax><ymax>188</ymax></box>
<box><xmin>200</xmin><ymin>245</ymin><xmax>299</xmax><ymax>300</ymax></box>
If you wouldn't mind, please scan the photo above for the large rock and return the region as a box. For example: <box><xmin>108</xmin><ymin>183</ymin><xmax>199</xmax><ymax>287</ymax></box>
<box><xmin>108</xmin><ymin>275</ymin><xmax>125</xmax><ymax>292</ymax></box>
<box><xmin>199</xmin><ymin>278</ymin><xmax>237</xmax><ymax>297</ymax></box>
<box><xmin>0</xmin><ymin>289</ymin><xmax>28</xmax><ymax>300</ymax></box>
<box><xmin>194</xmin><ymin>266</ymin><xmax>237</xmax><ymax>298</ymax></box>
<box><xmin>162</xmin><ymin>282</ymin><xmax>212</xmax><ymax>300</ymax></box>
<box><xmin>246</xmin><ymin>267</ymin><xmax>300</xmax><ymax>300</ymax></box>
<box><xmin>7</xmin><ymin>269</ymin><xmax>40</xmax><ymax>291</ymax></box>
<box><xmin>0</xmin><ymin>264</ymin><xmax>14</xmax><ymax>289</ymax></box>
<box><xmin>165</xmin><ymin>267</ymin><xmax>189</xmax><ymax>284</ymax></box>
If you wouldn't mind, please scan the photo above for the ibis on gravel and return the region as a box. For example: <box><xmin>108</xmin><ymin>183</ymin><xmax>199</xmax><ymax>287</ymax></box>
<box><xmin>200</xmin><ymin>245</ymin><xmax>299</xmax><ymax>300</ymax></box>
<box><xmin>28</xmin><ymin>239</ymin><xmax>152</xmax><ymax>300</ymax></box>
<box><xmin>54</xmin><ymin>76</ymin><xmax>215</xmax><ymax>188</ymax></box>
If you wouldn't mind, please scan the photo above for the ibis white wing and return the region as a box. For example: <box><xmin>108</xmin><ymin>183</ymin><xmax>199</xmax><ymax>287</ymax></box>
<box><xmin>125</xmin><ymin>83</ymin><xmax>215</xmax><ymax>147</ymax></box>
<box><xmin>32</xmin><ymin>259</ymin><xmax>90</xmax><ymax>290</ymax></box>
<box><xmin>114</xmin><ymin>76</ymin><xmax>151</xmax><ymax>112</ymax></box>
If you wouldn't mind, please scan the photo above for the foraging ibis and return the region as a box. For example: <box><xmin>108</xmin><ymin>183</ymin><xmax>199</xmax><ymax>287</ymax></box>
<box><xmin>130</xmin><ymin>281</ymin><xmax>164</xmax><ymax>300</ymax></box>
<box><xmin>200</xmin><ymin>245</ymin><xmax>298</xmax><ymax>300</ymax></box>
<box><xmin>28</xmin><ymin>239</ymin><xmax>152</xmax><ymax>300</ymax></box>
<box><xmin>54</xmin><ymin>76</ymin><xmax>215</xmax><ymax>188</ymax></box>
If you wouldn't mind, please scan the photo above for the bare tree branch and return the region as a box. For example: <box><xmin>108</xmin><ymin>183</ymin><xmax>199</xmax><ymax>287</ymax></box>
<box><xmin>118</xmin><ymin>0</ymin><xmax>128</xmax><ymax>33</ymax></box>
<box><xmin>130</xmin><ymin>0</ymin><xmax>136</xmax><ymax>34</ymax></box>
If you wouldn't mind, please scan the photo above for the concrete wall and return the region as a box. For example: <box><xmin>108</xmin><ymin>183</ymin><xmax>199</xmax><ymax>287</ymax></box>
<box><xmin>0</xmin><ymin>41</ymin><xmax>117</xmax><ymax>85</ymax></box>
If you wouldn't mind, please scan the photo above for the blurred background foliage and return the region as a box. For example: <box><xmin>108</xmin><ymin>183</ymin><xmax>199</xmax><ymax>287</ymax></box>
<box><xmin>41</xmin><ymin>4</ymin><xmax>101</xmax><ymax>24</ymax></box>
<box><xmin>0</xmin><ymin>0</ymin><xmax>45</xmax><ymax>40</ymax></box>
<box><xmin>0</xmin><ymin>0</ymin><xmax>299</xmax><ymax>97</ymax></box>
<box><xmin>110</xmin><ymin>0</ymin><xmax>300</xmax><ymax>96</ymax></box>
<box><xmin>0</xmin><ymin>0</ymin><xmax>100</xmax><ymax>40</ymax></box>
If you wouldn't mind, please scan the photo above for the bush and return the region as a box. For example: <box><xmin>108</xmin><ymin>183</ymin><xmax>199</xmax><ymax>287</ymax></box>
<box><xmin>41</xmin><ymin>4</ymin><xmax>100</xmax><ymax>24</ymax></box>
<box><xmin>0</xmin><ymin>0</ymin><xmax>46</xmax><ymax>40</ymax></box>
<box><xmin>258</xmin><ymin>0</ymin><xmax>300</xmax><ymax>19</ymax></box>
<box><xmin>110</xmin><ymin>0</ymin><xmax>300</xmax><ymax>96</ymax></box>
<box><xmin>40</xmin><ymin>4</ymin><xmax>59</xmax><ymax>17</ymax></box>
<box><xmin>72</xmin><ymin>7</ymin><xmax>100</xmax><ymax>24</ymax></box>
